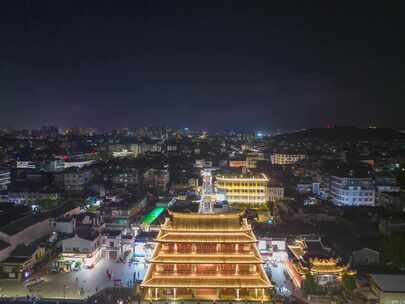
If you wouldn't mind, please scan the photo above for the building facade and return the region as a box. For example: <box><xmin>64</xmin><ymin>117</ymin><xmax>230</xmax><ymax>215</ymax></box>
<box><xmin>330</xmin><ymin>175</ymin><xmax>375</xmax><ymax>206</ymax></box>
<box><xmin>0</xmin><ymin>169</ymin><xmax>11</xmax><ymax>191</ymax></box>
<box><xmin>141</xmin><ymin>212</ymin><xmax>272</xmax><ymax>302</ymax></box>
<box><xmin>0</xmin><ymin>244</ymin><xmax>45</xmax><ymax>280</ymax></box>
<box><xmin>269</xmin><ymin>186</ymin><xmax>284</xmax><ymax>203</ymax></box>
<box><xmin>271</xmin><ymin>153</ymin><xmax>305</xmax><ymax>165</ymax></box>
<box><xmin>56</xmin><ymin>168</ymin><xmax>93</xmax><ymax>192</ymax></box>
<box><xmin>215</xmin><ymin>173</ymin><xmax>270</xmax><ymax>207</ymax></box>
<box><xmin>369</xmin><ymin>274</ymin><xmax>405</xmax><ymax>304</ymax></box>
<box><xmin>60</xmin><ymin>228</ymin><xmax>101</xmax><ymax>270</ymax></box>
<box><xmin>287</xmin><ymin>237</ymin><xmax>351</xmax><ymax>287</ymax></box>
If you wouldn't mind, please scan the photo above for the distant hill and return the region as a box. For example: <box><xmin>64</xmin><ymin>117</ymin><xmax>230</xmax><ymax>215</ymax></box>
<box><xmin>272</xmin><ymin>127</ymin><xmax>405</xmax><ymax>141</ymax></box>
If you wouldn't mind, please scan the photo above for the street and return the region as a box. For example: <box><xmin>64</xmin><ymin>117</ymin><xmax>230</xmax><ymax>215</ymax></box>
<box><xmin>264</xmin><ymin>250</ymin><xmax>303</xmax><ymax>300</ymax></box>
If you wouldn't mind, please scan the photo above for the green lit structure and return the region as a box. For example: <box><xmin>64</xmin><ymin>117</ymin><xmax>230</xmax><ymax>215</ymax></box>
<box><xmin>142</xmin><ymin>207</ymin><xmax>166</xmax><ymax>225</ymax></box>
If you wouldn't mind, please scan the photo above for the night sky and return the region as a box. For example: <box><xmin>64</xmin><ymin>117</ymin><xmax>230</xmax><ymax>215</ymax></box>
<box><xmin>1</xmin><ymin>1</ymin><xmax>404</xmax><ymax>131</ymax></box>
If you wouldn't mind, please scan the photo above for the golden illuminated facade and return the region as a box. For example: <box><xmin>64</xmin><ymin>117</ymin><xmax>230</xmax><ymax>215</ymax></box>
<box><xmin>286</xmin><ymin>238</ymin><xmax>351</xmax><ymax>287</ymax></box>
<box><xmin>215</xmin><ymin>173</ymin><xmax>270</xmax><ymax>206</ymax></box>
<box><xmin>271</xmin><ymin>153</ymin><xmax>305</xmax><ymax>165</ymax></box>
<box><xmin>141</xmin><ymin>212</ymin><xmax>272</xmax><ymax>302</ymax></box>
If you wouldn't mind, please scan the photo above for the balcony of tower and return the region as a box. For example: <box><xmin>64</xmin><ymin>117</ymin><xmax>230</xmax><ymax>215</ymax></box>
<box><xmin>153</xmin><ymin>263</ymin><xmax>261</xmax><ymax>277</ymax></box>
<box><xmin>143</xmin><ymin>287</ymin><xmax>271</xmax><ymax>302</ymax></box>
<box><xmin>160</xmin><ymin>243</ymin><xmax>255</xmax><ymax>255</ymax></box>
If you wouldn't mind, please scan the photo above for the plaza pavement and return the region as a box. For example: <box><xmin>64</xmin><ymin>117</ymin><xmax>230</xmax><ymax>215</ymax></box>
<box><xmin>0</xmin><ymin>259</ymin><xmax>147</xmax><ymax>299</ymax></box>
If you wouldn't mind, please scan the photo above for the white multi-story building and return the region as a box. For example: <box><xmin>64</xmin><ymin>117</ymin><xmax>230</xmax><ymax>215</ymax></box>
<box><xmin>271</xmin><ymin>153</ymin><xmax>306</xmax><ymax>165</ymax></box>
<box><xmin>61</xmin><ymin>228</ymin><xmax>101</xmax><ymax>269</ymax></box>
<box><xmin>0</xmin><ymin>170</ymin><xmax>11</xmax><ymax>190</ymax></box>
<box><xmin>330</xmin><ymin>175</ymin><xmax>375</xmax><ymax>206</ymax></box>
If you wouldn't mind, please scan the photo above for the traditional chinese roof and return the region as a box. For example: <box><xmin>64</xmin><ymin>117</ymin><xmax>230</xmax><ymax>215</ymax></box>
<box><xmin>310</xmin><ymin>263</ymin><xmax>349</xmax><ymax>274</ymax></box>
<box><xmin>163</xmin><ymin>211</ymin><xmax>247</xmax><ymax>232</ymax></box>
<box><xmin>288</xmin><ymin>245</ymin><xmax>305</xmax><ymax>259</ymax></box>
<box><xmin>142</xmin><ymin>212</ymin><xmax>272</xmax><ymax>291</ymax></box>
<box><xmin>156</xmin><ymin>212</ymin><xmax>256</xmax><ymax>243</ymax></box>
<box><xmin>288</xmin><ymin>239</ymin><xmax>349</xmax><ymax>275</ymax></box>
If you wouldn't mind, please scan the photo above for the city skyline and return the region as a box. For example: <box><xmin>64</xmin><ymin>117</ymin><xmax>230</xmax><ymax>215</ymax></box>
<box><xmin>1</xmin><ymin>1</ymin><xmax>404</xmax><ymax>131</ymax></box>
<box><xmin>1</xmin><ymin>2</ymin><xmax>405</xmax><ymax>303</ymax></box>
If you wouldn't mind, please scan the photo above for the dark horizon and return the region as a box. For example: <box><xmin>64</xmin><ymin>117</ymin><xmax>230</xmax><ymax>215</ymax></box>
<box><xmin>1</xmin><ymin>1</ymin><xmax>404</xmax><ymax>131</ymax></box>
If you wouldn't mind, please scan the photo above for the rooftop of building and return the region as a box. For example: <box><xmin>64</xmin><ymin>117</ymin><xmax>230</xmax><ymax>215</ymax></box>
<box><xmin>142</xmin><ymin>207</ymin><xmax>167</xmax><ymax>225</ymax></box>
<box><xmin>0</xmin><ymin>203</ymin><xmax>31</xmax><ymax>227</ymax></box>
<box><xmin>56</xmin><ymin>214</ymin><xmax>74</xmax><ymax>222</ymax></box>
<box><xmin>0</xmin><ymin>239</ymin><xmax>10</xmax><ymax>251</ymax></box>
<box><xmin>304</xmin><ymin>239</ymin><xmax>332</xmax><ymax>259</ymax></box>
<box><xmin>46</xmin><ymin>200</ymin><xmax>79</xmax><ymax>218</ymax></box>
<box><xmin>75</xmin><ymin>226</ymin><xmax>99</xmax><ymax>241</ymax></box>
<box><xmin>102</xmin><ymin>229</ymin><xmax>122</xmax><ymax>237</ymax></box>
<box><xmin>228</xmin><ymin>156</ymin><xmax>246</xmax><ymax>161</ymax></box>
<box><xmin>62</xmin><ymin>166</ymin><xmax>93</xmax><ymax>173</ymax></box>
<box><xmin>134</xmin><ymin>231</ymin><xmax>158</xmax><ymax>242</ymax></box>
<box><xmin>10</xmin><ymin>243</ymin><xmax>39</xmax><ymax>258</ymax></box>
<box><xmin>379</xmin><ymin>191</ymin><xmax>403</xmax><ymax>198</ymax></box>
<box><xmin>215</xmin><ymin>172</ymin><xmax>269</xmax><ymax>181</ymax></box>
<box><xmin>1</xmin><ymin>256</ymin><xmax>31</xmax><ymax>264</ymax></box>
<box><xmin>165</xmin><ymin>211</ymin><xmax>247</xmax><ymax>232</ymax></box>
<box><xmin>288</xmin><ymin>238</ymin><xmax>339</xmax><ymax>263</ymax></box>
<box><xmin>168</xmin><ymin>200</ymin><xmax>199</xmax><ymax>213</ymax></box>
<box><xmin>101</xmin><ymin>199</ymin><xmax>135</xmax><ymax>209</ymax></box>
<box><xmin>271</xmin><ymin>151</ymin><xmax>306</xmax><ymax>155</ymax></box>
<box><xmin>370</xmin><ymin>274</ymin><xmax>405</xmax><ymax>293</ymax></box>
<box><xmin>0</xmin><ymin>213</ymin><xmax>49</xmax><ymax>236</ymax></box>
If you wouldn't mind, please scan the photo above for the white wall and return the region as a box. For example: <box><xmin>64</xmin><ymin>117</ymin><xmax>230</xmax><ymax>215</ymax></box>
<box><xmin>55</xmin><ymin>221</ymin><xmax>75</xmax><ymax>234</ymax></box>
<box><xmin>63</xmin><ymin>236</ymin><xmax>96</xmax><ymax>253</ymax></box>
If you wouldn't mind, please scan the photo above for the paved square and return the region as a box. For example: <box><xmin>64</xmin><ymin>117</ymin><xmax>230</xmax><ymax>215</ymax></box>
<box><xmin>0</xmin><ymin>259</ymin><xmax>147</xmax><ymax>299</ymax></box>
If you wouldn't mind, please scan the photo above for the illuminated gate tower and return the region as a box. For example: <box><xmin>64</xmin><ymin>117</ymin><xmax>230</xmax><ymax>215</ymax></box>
<box><xmin>141</xmin><ymin>212</ymin><xmax>272</xmax><ymax>302</ymax></box>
